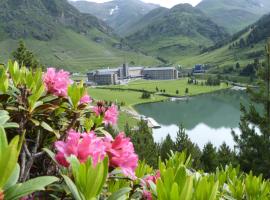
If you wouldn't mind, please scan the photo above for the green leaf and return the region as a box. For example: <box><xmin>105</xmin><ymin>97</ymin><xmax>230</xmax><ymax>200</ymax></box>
<box><xmin>62</xmin><ymin>175</ymin><xmax>84</xmax><ymax>200</ymax></box>
<box><xmin>0</xmin><ymin>129</ymin><xmax>20</xmax><ymax>188</ymax></box>
<box><xmin>107</xmin><ymin>187</ymin><xmax>131</xmax><ymax>200</ymax></box>
<box><xmin>4</xmin><ymin>176</ymin><xmax>59</xmax><ymax>200</ymax></box>
<box><xmin>3</xmin><ymin>164</ymin><xmax>20</xmax><ymax>190</ymax></box>
<box><xmin>209</xmin><ymin>181</ymin><xmax>219</xmax><ymax>200</ymax></box>
<box><xmin>40</xmin><ymin>121</ymin><xmax>54</xmax><ymax>133</ymax></box>
<box><xmin>68</xmin><ymin>156</ymin><xmax>109</xmax><ymax>200</ymax></box>
<box><xmin>43</xmin><ymin>148</ymin><xmax>57</xmax><ymax>164</ymax></box>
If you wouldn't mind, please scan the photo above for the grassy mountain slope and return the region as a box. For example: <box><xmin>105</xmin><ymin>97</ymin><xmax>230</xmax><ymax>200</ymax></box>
<box><xmin>180</xmin><ymin>13</ymin><xmax>270</xmax><ymax>68</ymax></box>
<box><xmin>126</xmin><ymin>4</ymin><xmax>229</xmax><ymax>64</ymax></box>
<box><xmin>69</xmin><ymin>0</ymin><xmax>159</xmax><ymax>36</ymax></box>
<box><xmin>197</xmin><ymin>0</ymin><xmax>270</xmax><ymax>34</ymax></box>
<box><xmin>0</xmin><ymin>0</ymin><xmax>160</xmax><ymax>72</ymax></box>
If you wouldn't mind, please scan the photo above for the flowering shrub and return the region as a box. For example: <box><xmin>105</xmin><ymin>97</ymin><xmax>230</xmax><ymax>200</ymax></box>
<box><xmin>55</xmin><ymin>130</ymin><xmax>106</xmax><ymax>167</ymax></box>
<box><xmin>1</xmin><ymin>61</ymin><xmax>270</xmax><ymax>199</ymax></box>
<box><xmin>43</xmin><ymin>67</ymin><xmax>71</xmax><ymax>97</ymax></box>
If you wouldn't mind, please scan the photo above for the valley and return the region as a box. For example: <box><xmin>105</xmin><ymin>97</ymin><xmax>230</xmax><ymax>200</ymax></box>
<box><xmin>1</xmin><ymin>0</ymin><xmax>270</xmax><ymax>197</ymax></box>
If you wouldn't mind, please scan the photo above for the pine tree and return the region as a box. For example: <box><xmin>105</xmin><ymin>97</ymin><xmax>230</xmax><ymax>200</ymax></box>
<box><xmin>200</xmin><ymin>142</ymin><xmax>218</xmax><ymax>172</ymax></box>
<box><xmin>12</xmin><ymin>40</ymin><xmax>40</xmax><ymax>69</ymax></box>
<box><xmin>217</xmin><ymin>143</ymin><xmax>237</xmax><ymax>168</ymax></box>
<box><xmin>129</xmin><ymin>120</ymin><xmax>159</xmax><ymax>168</ymax></box>
<box><xmin>174</xmin><ymin>124</ymin><xmax>201</xmax><ymax>168</ymax></box>
<box><xmin>232</xmin><ymin>39</ymin><xmax>270</xmax><ymax>178</ymax></box>
<box><xmin>160</xmin><ymin>134</ymin><xmax>175</xmax><ymax>161</ymax></box>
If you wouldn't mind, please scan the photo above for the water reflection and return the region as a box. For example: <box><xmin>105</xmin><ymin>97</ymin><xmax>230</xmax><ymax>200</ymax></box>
<box><xmin>153</xmin><ymin>123</ymin><xmax>240</xmax><ymax>149</ymax></box>
<box><xmin>135</xmin><ymin>90</ymin><xmax>250</xmax><ymax>148</ymax></box>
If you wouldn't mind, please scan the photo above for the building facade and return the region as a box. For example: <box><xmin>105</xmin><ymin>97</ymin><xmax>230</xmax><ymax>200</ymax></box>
<box><xmin>87</xmin><ymin>70</ymin><xmax>118</xmax><ymax>85</ymax></box>
<box><xmin>87</xmin><ymin>65</ymin><xmax>178</xmax><ymax>85</ymax></box>
<box><xmin>143</xmin><ymin>67</ymin><xmax>178</xmax><ymax>80</ymax></box>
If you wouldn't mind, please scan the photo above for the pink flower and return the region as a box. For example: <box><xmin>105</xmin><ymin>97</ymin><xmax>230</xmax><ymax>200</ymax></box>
<box><xmin>79</xmin><ymin>94</ymin><xmax>92</xmax><ymax>105</ymax></box>
<box><xmin>93</xmin><ymin>105</ymin><xmax>105</xmax><ymax>116</ymax></box>
<box><xmin>143</xmin><ymin>190</ymin><xmax>152</xmax><ymax>200</ymax></box>
<box><xmin>43</xmin><ymin>68</ymin><xmax>71</xmax><ymax>97</ymax></box>
<box><xmin>105</xmin><ymin>133</ymin><xmax>138</xmax><ymax>179</ymax></box>
<box><xmin>104</xmin><ymin>104</ymin><xmax>118</xmax><ymax>126</ymax></box>
<box><xmin>93</xmin><ymin>104</ymin><xmax>118</xmax><ymax>126</ymax></box>
<box><xmin>55</xmin><ymin>130</ymin><xmax>106</xmax><ymax>167</ymax></box>
<box><xmin>143</xmin><ymin>171</ymin><xmax>161</xmax><ymax>187</ymax></box>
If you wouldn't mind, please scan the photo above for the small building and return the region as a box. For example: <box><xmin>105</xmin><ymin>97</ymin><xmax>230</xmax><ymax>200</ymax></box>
<box><xmin>193</xmin><ymin>64</ymin><xmax>205</xmax><ymax>74</ymax></box>
<box><xmin>128</xmin><ymin>66</ymin><xmax>144</xmax><ymax>78</ymax></box>
<box><xmin>87</xmin><ymin>65</ymin><xmax>178</xmax><ymax>85</ymax></box>
<box><xmin>87</xmin><ymin>70</ymin><xmax>118</xmax><ymax>85</ymax></box>
<box><xmin>143</xmin><ymin>67</ymin><xmax>178</xmax><ymax>80</ymax></box>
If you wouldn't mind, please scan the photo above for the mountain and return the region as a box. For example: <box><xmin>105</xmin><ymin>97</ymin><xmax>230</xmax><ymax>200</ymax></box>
<box><xmin>126</xmin><ymin>4</ymin><xmax>229</xmax><ymax>64</ymax></box>
<box><xmin>69</xmin><ymin>0</ymin><xmax>159</xmax><ymax>36</ymax></box>
<box><xmin>196</xmin><ymin>0</ymin><xmax>270</xmax><ymax>34</ymax></box>
<box><xmin>0</xmin><ymin>0</ymin><xmax>160</xmax><ymax>72</ymax></box>
<box><xmin>178</xmin><ymin>13</ymin><xmax>270</xmax><ymax>68</ymax></box>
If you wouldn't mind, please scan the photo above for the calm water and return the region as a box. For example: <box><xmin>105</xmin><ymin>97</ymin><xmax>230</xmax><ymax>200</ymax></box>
<box><xmin>135</xmin><ymin>89</ymin><xmax>251</xmax><ymax>149</ymax></box>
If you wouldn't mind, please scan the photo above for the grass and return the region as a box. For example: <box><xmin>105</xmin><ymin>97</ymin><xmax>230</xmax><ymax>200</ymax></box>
<box><xmin>109</xmin><ymin>78</ymin><xmax>230</xmax><ymax>97</ymax></box>
<box><xmin>0</xmin><ymin>28</ymin><xmax>160</xmax><ymax>72</ymax></box>
<box><xmin>118</xmin><ymin>111</ymin><xmax>138</xmax><ymax>131</ymax></box>
<box><xmin>88</xmin><ymin>87</ymin><xmax>167</xmax><ymax>106</ymax></box>
<box><xmin>88</xmin><ymin>78</ymin><xmax>230</xmax><ymax>129</ymax></box>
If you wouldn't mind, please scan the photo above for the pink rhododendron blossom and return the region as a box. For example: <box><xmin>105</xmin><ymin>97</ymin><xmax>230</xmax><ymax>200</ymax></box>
<box><xmin>43</xmin><ymin>68</ymin><xmax>71</xmax><ymax>97</ymax></box>
<box><xmin>93</xmin><ymin>104</ymin><xmax>105</xmax><ymax>116</ymax></box>
<box><xmin>79</xmin><ymin>94</ymin><xmax>92</xmax><ymax>105</ymax></box>
<box><xmin>105</xmin><ymin>132</ymin><xmax>138</xmax><ymax>179</ymax></box>
<box><xmin>142</xmin><ymin>190</ymin><xmax>152</xmax><ymax>200</ymax></box>
<box><xmin>55</xmin><ymin>130</ymin><xmax>106</xmax><ymax>167</ymax></box>
<box><xmin>143</xmin><ymin>170</ymin><xmax>161</xmax><ymax>187</ymax></box>
<box><xmin>93</xmin><ymin>104</ymin><xmax>118</xmax><ymax>126</ymax></box>
<box><xmin>104</xmin><ymin>104</ymin><xmax>118</xmax><ymax>126</ymax></box>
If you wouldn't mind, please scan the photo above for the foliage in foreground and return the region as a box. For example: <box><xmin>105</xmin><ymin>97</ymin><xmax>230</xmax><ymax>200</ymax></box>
<box><xmin>0</xmin><ymin>60</ymin><xmax>270</xmax><ymax>199</ymax></box>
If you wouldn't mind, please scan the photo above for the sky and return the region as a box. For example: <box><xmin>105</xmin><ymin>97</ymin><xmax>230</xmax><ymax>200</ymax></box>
<box><xmin>71</xmin><ymin>0</ymin><xmax>202</xmax><ymax>8</ymax></box>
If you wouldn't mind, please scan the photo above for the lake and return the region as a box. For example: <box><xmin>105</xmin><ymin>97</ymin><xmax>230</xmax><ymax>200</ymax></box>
<box><xmin>134</xmin><ymin>89</ymin><xmax>251</xmax><ymax>149</ymax></box>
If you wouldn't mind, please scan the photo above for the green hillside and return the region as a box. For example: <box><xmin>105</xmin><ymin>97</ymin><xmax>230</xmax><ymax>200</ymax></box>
<box><xmin>178</xmin><ymin>13</ymin><xmax>270</xmax><ymax>69</ymax></box>
<box><xmin>197</xmin><ymin>0</ymin><xmax>270</xmax><ymax>34</ymax></box>
<box><xmin>0</xmin><ymin>0</ymin><xmax>160</xmax><ymax>72</ymax></box>
<box><xmin>126</xmin><ymin>4</ymin><xmax>229</xmax><ymax>64</ymax></box>
<box><xmin>69</xmin><ymin>0</ymin><xmax>159</xmax><ymax>37</ymax></box>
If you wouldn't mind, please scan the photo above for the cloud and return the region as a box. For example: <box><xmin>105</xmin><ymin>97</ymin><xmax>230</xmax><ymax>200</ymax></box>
<box><xmin>70</xmin><ymin>0</ymin><xmax>202</xmax><ymax>8</ymax></box>
<box><xmin>142</xmin><ymin>0</ymin><xmax>202</xmax><ymax>7</ymax></box>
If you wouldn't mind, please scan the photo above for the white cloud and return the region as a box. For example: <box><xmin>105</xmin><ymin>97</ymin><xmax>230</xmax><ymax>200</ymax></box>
<box><xmin>142</xmin><ymin>0</ymin><xmax>202</xmax><ymax>7</ymax></box>
<box><xmin>70</xmin><ymin>0</ymin><xmax>202</xmax><ymax>8</ymax></box>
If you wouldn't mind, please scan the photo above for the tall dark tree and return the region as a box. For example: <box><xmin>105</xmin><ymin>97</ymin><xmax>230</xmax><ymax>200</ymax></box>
<box><xmin>233</xmin><ymin>39</ymin><xmax>270</xmax><ymax>178</ymax></box>
<box><xmin>200</xmin><ymin>142</ymin><xmax>218</xmax><ymax>172</ymax></box>
<box><xmin>217</xmin><ymin>143</ymin><xmax>237</xmax><ymax>168</ymax></box>
<box><xmin>160</xmin><ymin>134</ymin><xmax>175</xmax><ymax>161</ymax></box>
<box><xmin>12</xmin><ymin>41</ymin><xmax>39</xmax><ymax>69</ymax></box>
<box><xmin>174</xmin><ymin>124</ymin><xmax>201</xmax><ymax>169</ymax></box>
<box><xmin>127</xmin><ymin>120</ymin><xmax>159</xmax><ymax>168</ymax></box>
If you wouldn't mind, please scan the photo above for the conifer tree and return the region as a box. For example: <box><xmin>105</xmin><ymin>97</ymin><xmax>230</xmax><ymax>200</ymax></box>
<box><xmin>200</xmin><ymin>142</ymin><xmax>218</xmax><ymax>172</ymax></box>
<box><xmin>174</xmin><ymin>124</ymin><xmax>201</xmax><ymax>168</ymax></box>
<box><xmin>160</xmin><ymin>134</ymin><xmax>175</xmax><ymax>161</ymax></box>
<box><xmin>233</xmin><ymin>39</ymin><xmax>270</xmax><ymax>178</ymax></box>
<box><xmin>12</xmin><ymin>40</ymin><xmax>39</xmax><ymax>69</ymax></box>
<box><xmin>217</xmin><ymin>143</ymin><xmax>237</xmax><ymax>168</ymax></box>
<box><xmin>128</xmin><ymin>120</ymin><xmax>159</xmax><ymax>168</ymax></box>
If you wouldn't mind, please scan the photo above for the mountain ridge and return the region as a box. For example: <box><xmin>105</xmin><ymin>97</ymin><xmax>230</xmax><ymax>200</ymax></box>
<box><xmin>69</xmin><ymin>0</ymin><xmax>159</xmax><ymax>36</ymax></box>
<box><xmin>196</xmin><ymin>0</ymin><xmax>270</xmax><ymax>34</ymax></box>
<box><xmin>125</xmin><ymin>3</ymin><xmax>229</xmax><ymax>64</ymax></box>
<box><xmin>0</xmin><ymin>0</ymin><xmax>160</xmax><ymax>71</ymax></box>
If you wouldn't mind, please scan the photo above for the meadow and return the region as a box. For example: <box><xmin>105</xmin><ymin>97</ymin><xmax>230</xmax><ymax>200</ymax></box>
<box><xmin>88</xmin><ymin>87</ymin><xmax>167</xmax><ymax>106</ymax></box>
<box><xmin>108</xmin><ymin>78</ymin><xmax>229</xmax><ymax>97</ymax></box>
<box><xmin>89</xmin><ymin>78</ymin><xmax>230</xmax><ymax>130</ymax></box>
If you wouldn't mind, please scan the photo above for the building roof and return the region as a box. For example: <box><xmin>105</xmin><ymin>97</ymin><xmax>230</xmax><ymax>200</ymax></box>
<box><xmin>143</xmin><ymin>67</ymin><xmax>176</xmax><ymax>71</ymax></box>
<box><xmin>88</xmin><ymin>68</ymin><xmax>120</xmax><ymax>75</ymax></box>
<box><xmin>129</xmin><ymin>66</ymin><xmax>144</xmax><ymax>70</ymax></box>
